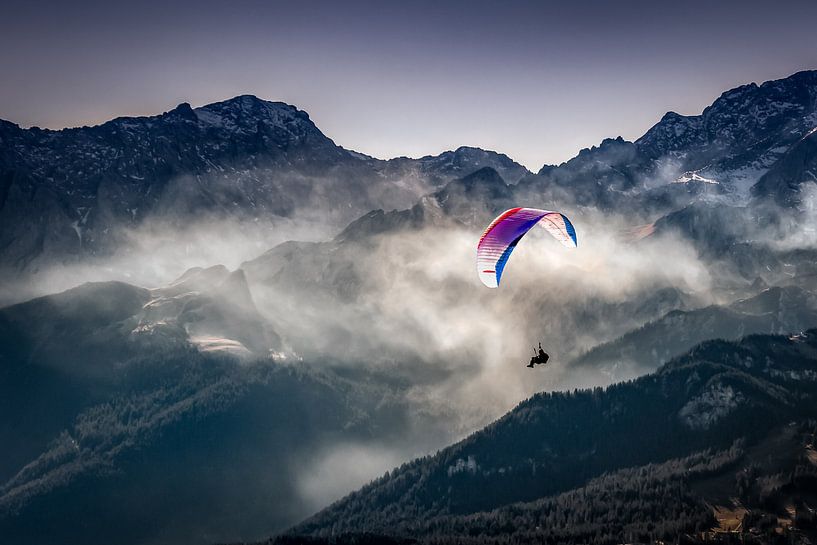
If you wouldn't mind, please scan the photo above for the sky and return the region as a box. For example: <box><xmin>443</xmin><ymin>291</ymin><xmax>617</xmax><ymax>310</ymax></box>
<box><xmin>2</xmin><ymin>0</ymin><xmax>816</xmax><ymax>170</ymax></box>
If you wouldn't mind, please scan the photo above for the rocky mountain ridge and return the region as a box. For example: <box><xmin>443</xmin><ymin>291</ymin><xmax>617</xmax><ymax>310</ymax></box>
<box><xmin>0</xmin><ymin>96</ymin><xmax>529</xmax><ymax>271</ymax></box>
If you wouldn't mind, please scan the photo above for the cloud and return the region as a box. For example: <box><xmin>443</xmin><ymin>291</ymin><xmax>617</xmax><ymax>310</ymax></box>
<box><xmin>295</xmin><ymin>443</ymin><xmax>408</xmax><ymax>514</ymax></box>
<box><xmin>0</xmin><ymin>214</ymin><xmax>331</xmax><ymax>306</ymax></box>
<box><xmin>1</xmin><ymin>189</ymin><xmax>752</xmax><ymax>519</ymax></box>
<box><xmin>244</xmin><ymin>209</ymin><xmax>714</xmax><ymax>433</ymax></box>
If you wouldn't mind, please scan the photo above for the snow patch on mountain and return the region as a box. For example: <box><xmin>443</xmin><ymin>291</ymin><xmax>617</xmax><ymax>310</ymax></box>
<box><xmin>189</xmin><ymin>335</ymin><xmax>253</xmax><ymax>357</ymax></box>
<box><xmin>674</xmin><ymin>171</ymin><xmax>719</xmax><ymax>185</ymax></box>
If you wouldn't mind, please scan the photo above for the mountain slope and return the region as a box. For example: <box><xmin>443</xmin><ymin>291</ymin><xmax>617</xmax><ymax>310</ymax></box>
<box><xmin>0</xmin><ymin>354</ymin><xmax>407</xmax><ymax>545</ymax></box>
<box><xmin>0</xmin><ymin>274</ymin><xmax>428</xmax><ymax>545</ymax></box>
<box><xmin>0</xmin><ymin>269</ymin><xmax>280</xmax><ymax>483</ymax></box>
<box><xmin>571</xmin><ymin>285</ymin><xmax>817</xmax><ymax>382</ymax></box>
<box><xmin>751</xmin><ymin>127</ymin><xmax>817</xmax><ymax>206</ymax></box>
<box><xmin>291</xmin><ymin>330</ymin><xmax>817</xmax><ymax>540</ymax></box>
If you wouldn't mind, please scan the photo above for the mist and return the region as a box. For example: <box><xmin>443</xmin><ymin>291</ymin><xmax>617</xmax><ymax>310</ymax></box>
<box><xmin>0</xmin><ymin>214</ymin><xmax>333</xmax><ymax>307</ymax></box>
<box><xmin>236</xmin><ymin>209</ymin><xmax>717</xmax><ymax>431</ymax></box>
<box><xmin>2</xmin><ymin>177</ymin><xmax>798</xmax><ymax>533</ymax></box>
<box><xmin>295</xmin><ymin>442</ymin><xmax>409</xmax><ymax>514</ymax></box>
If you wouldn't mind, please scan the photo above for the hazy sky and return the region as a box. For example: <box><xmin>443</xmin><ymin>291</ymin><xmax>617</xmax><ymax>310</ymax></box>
<box><xmin>2</xmin><ymin>0</ymin><xmax>816</xmax><ymax>170</ymax></box>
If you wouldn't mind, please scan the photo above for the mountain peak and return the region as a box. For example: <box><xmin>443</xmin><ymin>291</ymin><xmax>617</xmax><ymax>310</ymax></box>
<box><xmin>451</xmin><ymin>145</ymin><xmax>501</xmax><ymax>157</ymax></box>
<box><xmin>164</xmin><ymin>102</ymin><xmax>197</xmax><ymax>121</ymax></box>
<box><xmin>193</xmin><ymin>95</ymin><xmax>312</xmax><ymax>128</ymax></box>
<box><xmin>233</xmin><ymin>93</ymin><xmax>263</xmax><ymax>102</ymax></box>
<box><xmin>199</xmin><ymin>95</ymin><xmax>303</xmax><ymax>115</ymax></box>
<box><xmin>192</xmin><ymin>95</ymin><xmax>327</xmax><ymax>145</ymax></box>
<box><xmin>659</xmin><ymin>111</ymin><xmax>684</xmax><ymax>121</ymax></box>
<box><xmin>635</xmin><ymin>69</ymin><xmax>817</xmax><ymax>167</ymax></box>
<box><xmin>460</xmin><ymin>166</ymin><xmax>507</xmax><ymax>187</ymax></box>
<box><xmin>716</xmin><ymin>81</ymin><xmax>759</xmax><ymax>101</ymax></box>
<box><xmin>334</xmin><ymin>206</ymin><xmax>425</xmax><ymax>243</ymax></box>
<box><xmin>388</xmin><ymin>146</ymin><xmax>529</xmax><ymax>185</ymax></box>
<box><xmin>599</xmin><ymin>135</ymin><xmax>628</xmax><ymax>147</ymax></box>
<box><xmin>0</xmin><ymin>119</ymin><xmax>21</xmax><ymax>132</ymax></box>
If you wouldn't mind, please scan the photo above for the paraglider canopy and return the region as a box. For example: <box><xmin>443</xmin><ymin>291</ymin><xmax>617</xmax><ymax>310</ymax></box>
<box><xmin>477</xmin><ymin>207</ymin><xmax>577</xmax><ymax>288</ymax></box>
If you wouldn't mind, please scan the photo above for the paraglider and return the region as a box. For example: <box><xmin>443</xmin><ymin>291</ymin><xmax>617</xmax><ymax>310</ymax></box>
<box><xmin>527</xmin><ymin>343</ymin><xmax>550</xmax><ymax>368</ymax></box>
<box><xmin>476</xmin><ymin>207</ymin><xmax>577</xmax><ymax>288</ymax></box>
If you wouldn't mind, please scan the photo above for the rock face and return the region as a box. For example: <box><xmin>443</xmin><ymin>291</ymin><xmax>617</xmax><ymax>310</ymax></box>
<box><xmin>516</xmin><ymin>71</ymin><xmax>817</xmax><ymax>215</ymax></box>
<box><xmin>636</xmin><ymin>70</ymin><xmax>817</xmax><ymax>188</ymax></box>
<box><xmin>751</xmin><ymin>127</ymin><xmax>817</xmax><ymax>206</ymax></box>
<box><xmin>0</xmin><ymin>97</ymin><xmax>530</xmax><ymax>271</ymax></box>
<box><xmin>639</xmin><ymin>72</ymin><xmax>817</xmax><ymax>162</ymax></box>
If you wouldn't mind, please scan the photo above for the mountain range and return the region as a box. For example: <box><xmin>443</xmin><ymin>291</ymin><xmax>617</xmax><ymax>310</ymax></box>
<box><xmin>2</xmin><ymin>70</ymin><xmax>817</xmax><ymax>545</ymax></box>
<box><xmin>0</xmin><ymin>97</ymin><xmax>528</xmax><ymax>273</ymax></box>
<box><xmin>3</xmin><ymin>71</ymin><xmax>817</xmax><ymax>276</ymax></box>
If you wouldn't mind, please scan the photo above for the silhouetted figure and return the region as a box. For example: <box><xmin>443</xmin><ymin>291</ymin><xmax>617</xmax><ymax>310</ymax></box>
<box><xmin>527</xmin><ymin>343</ymin><xmax>550</xmax><ymax>368</ymax></box>
<box><xmin>538</xmin><ymin>343</ymin><xmax>549</xmax><ymax>364</ymax></box>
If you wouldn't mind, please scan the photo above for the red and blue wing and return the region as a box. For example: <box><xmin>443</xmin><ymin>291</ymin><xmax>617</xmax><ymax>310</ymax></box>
<box><xmin>477</xmin><ymin>207</ymin><xmax>577</xmax><ymax>288</ymax></box>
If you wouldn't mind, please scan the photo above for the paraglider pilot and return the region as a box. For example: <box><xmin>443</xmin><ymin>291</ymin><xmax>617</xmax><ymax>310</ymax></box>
<box><xmin>527</xmin><ymin>343</ymin><xmax>550</xmax><ymax>368</ymax></box>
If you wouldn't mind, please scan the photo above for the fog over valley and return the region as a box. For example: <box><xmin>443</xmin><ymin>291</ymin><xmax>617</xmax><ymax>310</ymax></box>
<box><xmin>2</xmin><ymin>69</ymin><xmax>817</xmax><ymax>544</ymax></box>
